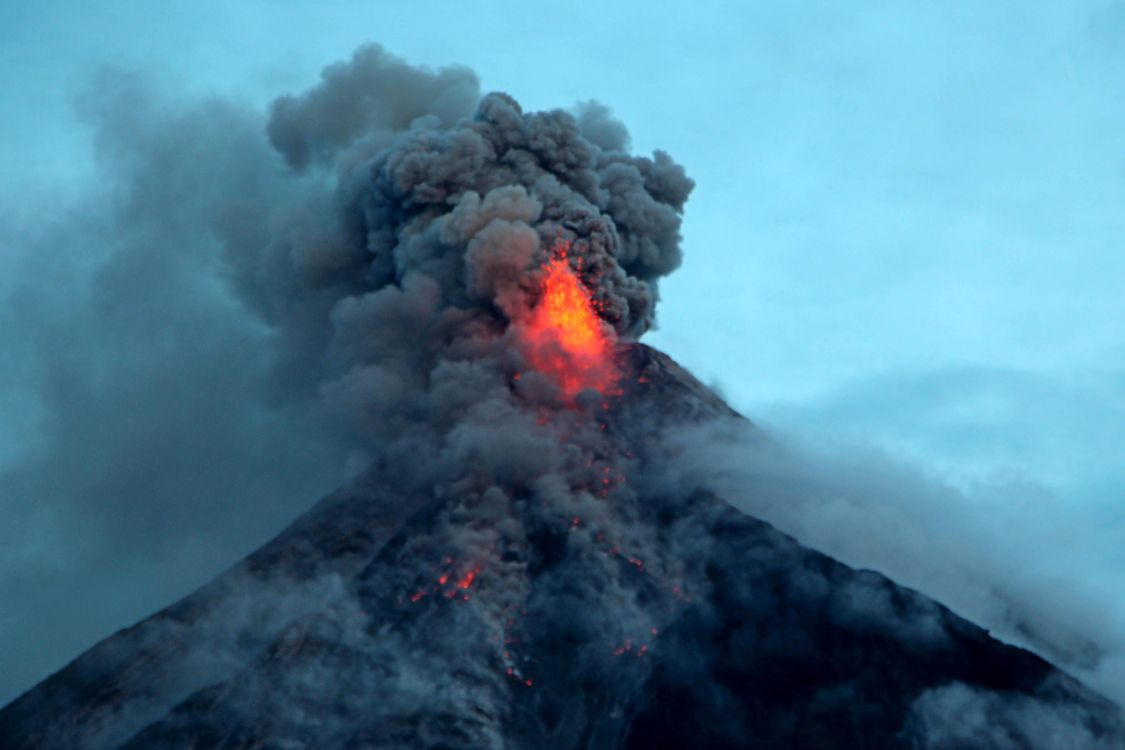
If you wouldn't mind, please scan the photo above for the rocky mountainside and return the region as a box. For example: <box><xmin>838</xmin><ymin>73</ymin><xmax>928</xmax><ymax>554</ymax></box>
<box><xmin>2</xmin><ymin>345</ymin><xmax>1122</xmax><ymax>749</ymax></box>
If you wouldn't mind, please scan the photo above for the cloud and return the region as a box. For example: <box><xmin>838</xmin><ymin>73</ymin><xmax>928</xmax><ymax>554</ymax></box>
<box><xmin>267</xmin><ymin>43</ymin><xmax>480</xmax><ymax>171</ymax></box>
<box><xmin>908</xmin><ymin>680</ymin><xmax>1123</xmax><ymax>750</ymax></box>
<box><xmin>660</xmin><ymin>365</ymin><xmax>1125</xmax><ymax>704</ymax></box>
<box><xmin>0</xmin><ymin>69</ymin><xmax>351</xmax><ymax>706</ymax></box>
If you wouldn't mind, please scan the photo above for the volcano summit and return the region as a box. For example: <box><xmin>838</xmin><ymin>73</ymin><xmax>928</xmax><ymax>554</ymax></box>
<box><xmin>3</xmin><ymin>345</ymin><xmax>1123</xmax><ymax>749</ymax></box>
<box><xmin>2</xmin><ymin>44</ymin><xmax>1122</xmax><ymax>749</ymax></box>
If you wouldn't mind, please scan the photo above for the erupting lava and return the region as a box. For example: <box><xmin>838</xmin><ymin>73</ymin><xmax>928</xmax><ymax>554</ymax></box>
<box><xmin>522</xmin><ymin>246</ymin><xmax>620</xmax><ymax>400</ymax></box>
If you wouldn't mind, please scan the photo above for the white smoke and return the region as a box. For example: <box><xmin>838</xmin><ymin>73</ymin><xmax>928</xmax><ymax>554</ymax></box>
<box><xmin>661</xmin><ymin>416</ymin><xmax>1125</xmax><ymax>705</ymax></box>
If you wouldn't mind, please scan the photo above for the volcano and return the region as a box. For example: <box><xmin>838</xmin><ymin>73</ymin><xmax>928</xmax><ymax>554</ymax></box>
<box><xmin>4</xmin><ymin>43</ymin><xmax>1124</xmax><ymax>750</ymax></box>
<box><xmin>2</xmin><ymin>344</ymin><xmax>1122</xmax><ymax>749</ymax></box>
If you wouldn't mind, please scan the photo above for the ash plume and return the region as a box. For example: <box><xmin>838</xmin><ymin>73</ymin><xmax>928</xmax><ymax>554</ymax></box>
<box><xmin>206</xmin><ymin>43</ymin><xmax>696</xmax><ymax>465</ymax></box>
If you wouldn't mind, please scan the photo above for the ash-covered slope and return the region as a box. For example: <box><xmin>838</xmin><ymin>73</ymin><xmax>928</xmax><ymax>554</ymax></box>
<box><xmin>2</xmin><ymin>345</ymin><xmax>1122</xmax><ymax>750</ymax></box>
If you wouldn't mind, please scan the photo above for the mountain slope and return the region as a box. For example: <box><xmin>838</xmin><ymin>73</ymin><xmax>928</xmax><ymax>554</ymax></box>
<box><xmin>2</xmin><ymin>345</ymin><xmax>1121</xmax><ymax>749</ymax></box>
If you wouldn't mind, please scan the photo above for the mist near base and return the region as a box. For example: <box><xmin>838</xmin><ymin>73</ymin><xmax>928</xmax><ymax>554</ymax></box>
<box><xmin>663</xmin><ymin>416</ymin><xmax>1125</xmax><ymax>705</ymax></box>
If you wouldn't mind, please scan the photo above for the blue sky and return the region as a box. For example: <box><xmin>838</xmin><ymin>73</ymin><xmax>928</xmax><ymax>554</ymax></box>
<box><xmin>1</xmin><ymin>0</ymin><xmax>1123</xmax><ymax>704</ymax></box>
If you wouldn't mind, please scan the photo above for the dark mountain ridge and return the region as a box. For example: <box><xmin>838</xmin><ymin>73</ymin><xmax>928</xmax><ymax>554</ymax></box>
<box><xmin>2</xmin><ymin>344</ymin><xmax>1122</xmax><ymax>749</ymax></box>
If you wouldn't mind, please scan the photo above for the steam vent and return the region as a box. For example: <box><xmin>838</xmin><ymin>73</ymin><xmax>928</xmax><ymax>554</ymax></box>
<box><xmin>3</xmin><ymin>45</ymin><xmax>1123</xmax><ymax>749</ymax></box>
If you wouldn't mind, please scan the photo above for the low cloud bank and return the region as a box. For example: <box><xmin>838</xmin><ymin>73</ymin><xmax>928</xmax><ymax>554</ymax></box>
<box><xmin>662</xmin><ymin>413</ymin><xmax>1125</xmax><ymax>704</ymax></box>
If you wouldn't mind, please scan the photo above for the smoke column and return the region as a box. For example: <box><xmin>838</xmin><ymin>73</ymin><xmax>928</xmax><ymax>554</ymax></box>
<box><xmin>239</xmin><ymin>43</ymin><xmax>693</xmax><ymax>439</ymax></box>
<box><xmin>0</xmin><ymin>42</ymin><xmax>691</xmax><ymax>710</ymax></box>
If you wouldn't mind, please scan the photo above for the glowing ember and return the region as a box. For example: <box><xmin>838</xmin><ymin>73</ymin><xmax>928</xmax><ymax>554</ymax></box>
<box><xmin>456</xmin><ymin>569</ymin><xmax>476</xmax><ymax>590</ymax></box>
<box><xmin>523</xmin><ymin>246</ymin><xmax>620</xmax><ymax>400</ymax></box>
<box><xmin>407</xmin><ymin>561</ymin><xmax>481</xmax><ymax>604</ymax></box>
<box><xmin>612</xmin><ymin>637</ymin><xmax>653</xmax><ymax>658</ymax></box>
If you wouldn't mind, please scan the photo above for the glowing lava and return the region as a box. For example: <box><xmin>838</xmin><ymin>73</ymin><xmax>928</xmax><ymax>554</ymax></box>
<box><xmin>523</xmin><ymin>247</ymin><xmax>620</xmax><ymax>400</ymax></box>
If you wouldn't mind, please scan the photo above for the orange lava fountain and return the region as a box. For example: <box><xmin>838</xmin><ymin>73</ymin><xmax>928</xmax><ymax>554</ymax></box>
<box><xmin>523</xmin><ymin>247</ymin><xmax>620</xmax><ymax>400</ymax></box>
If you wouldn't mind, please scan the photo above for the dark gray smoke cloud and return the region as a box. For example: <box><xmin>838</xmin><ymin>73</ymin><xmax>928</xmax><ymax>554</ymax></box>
<box><xmin>267</xmin><ymin>44</ymin><xmax>481</xmax><ymax>171</ymax></box>
<box><xmin>210</xmin><ymin>43</ymin><xmax>694</xmax><ymax>440</ymax></box>
<box><xmin>0</xmin><ymin>43</ymin><xmax>693</xmax><ymax>706</ymax></box>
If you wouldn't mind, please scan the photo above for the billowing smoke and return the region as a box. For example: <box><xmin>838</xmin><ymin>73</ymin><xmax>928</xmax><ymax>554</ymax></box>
<box><xmin>216</xmin><ymin>52</ymin><xmax>699</xmax><ymax>669</ymax></box>
<box><xmin>217</xmin><ymin>42</ymin><xmax>693</xmax><ymax>450</ymax></box>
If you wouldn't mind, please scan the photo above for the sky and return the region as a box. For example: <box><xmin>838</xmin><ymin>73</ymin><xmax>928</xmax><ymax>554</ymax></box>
<box><xmin>1</xmin><ymin>0</ymin><xmax>1123</xmax><ymax>706</ymax></box>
